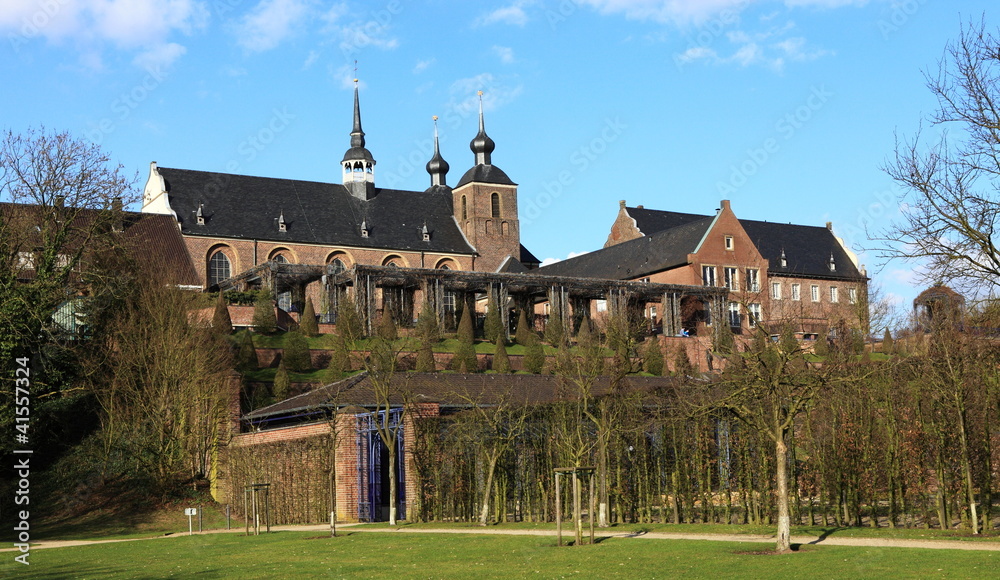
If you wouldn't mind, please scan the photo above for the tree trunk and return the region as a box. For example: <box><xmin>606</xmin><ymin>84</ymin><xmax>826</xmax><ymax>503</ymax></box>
<box><xmin>388</xmin><ymin>442</ymin><xmax>398</xmax><ymax>526</ymax></box>
<box><xmin>775</xmin><ymin>431</ymin><xmax>792</xmax><ymax>553</ymax></box>
<box><xmin>956</xmin><ymin>403</ymin><xmax>979</xmax><ymax>534</ymax></box>
<box><xmin>479</xmin><ymin>453</ymin><xmax>499</xmax><ymax>526</ymax></box>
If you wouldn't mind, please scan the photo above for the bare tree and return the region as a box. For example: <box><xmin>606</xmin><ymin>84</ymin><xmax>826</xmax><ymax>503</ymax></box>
<box><xmin>878</xmin><ymin>19</ymin><xmax>1000</xmax><ymax>295</ymax></box>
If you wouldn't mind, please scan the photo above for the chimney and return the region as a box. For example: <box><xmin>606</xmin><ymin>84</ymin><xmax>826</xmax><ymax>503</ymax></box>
<box><xmin>826</xmin><ymin>221</ymin><xmax>833</xmax><ymax>231</ymax></box>
<box><xmin>619</xmin><ymin>200</ymin><xmax>626</xmax><ymax>210</ymax></box>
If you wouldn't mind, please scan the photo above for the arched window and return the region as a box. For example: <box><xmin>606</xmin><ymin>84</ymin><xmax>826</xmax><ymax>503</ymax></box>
<box><xmin>209</xmin><ymin>251</ymin><xmax>231</xmax><ymax>286</ymax></box>
<box><xmin>491</xmin><ymin>192</ymin><xmax>500</xmax><ymax>218</ymax></box>
<box><xmin>272</xmin><ymin>254</ymin><xmax>288</xmax><ymax>264</ymax></box>
<box><xmin>329</xmin><ymin>258</ymin><xmax>346</xmax><ymax>274</ymax></box>
<box><xmin>461</xmin><ymin>195</ymin><xmax>468</xmax><ymax>220</ymax></box>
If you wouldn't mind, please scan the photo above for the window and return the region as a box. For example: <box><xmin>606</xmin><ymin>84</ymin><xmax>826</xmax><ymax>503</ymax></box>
<box><xmin>811</xmin><ymin>285</ymin><xmax>820</xmax><ymax>302</ymax></box>
<box><xmin>461</xmin><ymin>195</ymin><xmax>468</xmax><ymax>220</ymax></box>
<box><xmin>491</xmin><ymin>192</ymin><xmax>500</xmax><ymax>218</ymax></box>
<box><xmin>596</xmin><ymin>299</ymin><xmax>607</xmax><ymax>313</ymax></box>
<box><xmin>703</xmin><ymin>299</ymin><xmax>712</xmax><ymax>326</ymax></box>
<box><xmin>272</xmin><ymin>253</ymin><xmax>288</xmax><ymax>264</ymax></box>
<box><xmin>442</xmin><ymin>291</ymin><xmax>456</xmax><ymax>314</ymax></box>
<box><xmin>830</xmin><ymin>286</ymin><xmax>839</xmax><ymax>303</ymax></box>
<box><xmin>748</xmin><ymin>303</ymin><xmax>761</xmax><ymax>328</ymax></box>
<box><xmin>209</xmin><ymin>251</ymin><xmax>230</xmax><ymax>286</ymax></box>
<box><xmin>640</xmin><ymin>277</ymin><xmax>650</xmax><ymax>283</ymax></box>
<box><xmin>277</xmin><ymin>290</ymin><xmax>292</xmax><ymax>312</ymax></box>
<box><xmin>724</xmin><ymin>267</ymin><xmax>738</xmax><ymax>291</ymax></box>
<box><xmin>724</xmin><ymin>235</ymin><xmax>734</xmax><ymax>250</ymax></box>
<box><xmin>728</xmin><ymin>301</ymin><xmax>741</xmax><ymax>327</ymax></box>
<box><xmin>771</xmin><ymin>281</ymin><xmax>782</xmax><ymax>300</ymax></box>
<box><xmin>702</xmin><ymin>265</ymin><xmax>716</xmax><ymax>287</ymax></box>
<box><xmin>649</xmin><ymin>305</ymin><xmax>657</xmax><ymax>320</ymax></box>
<box><xmin>849</xmin><ymin>288</ymin><xmax>858</xmax><ymax>304</ymax></box>
<box><xmin>329</xmin><ymin>258</ymin><xmax>346</xmax><ymax>274</ymax></box>
<box><xmin>791</xmin><ymin>284</ymin><xmax>801</xmax><ymax>301</ymax></box>
<box><xmin>746</xmin><ymin>268</ymin><xmax>760</xmax><ymax>292</ymax></box>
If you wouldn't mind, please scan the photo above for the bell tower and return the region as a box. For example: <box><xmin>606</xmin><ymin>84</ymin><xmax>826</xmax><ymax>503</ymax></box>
<box><xmin>341</xmin><ymin>80</ymin><xmax>376</xmax><ymax>200</ymax></box>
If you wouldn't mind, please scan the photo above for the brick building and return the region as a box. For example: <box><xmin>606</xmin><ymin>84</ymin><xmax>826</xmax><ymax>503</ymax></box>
<box><xmin>536</xmin><ymin>199</ymin><xmax>869</xmax><ymax>338</ymax></box>
<box><xmin>139</xmin><ymin>85</ymin><xmax>539</xmax><ymax>317</ymax></box>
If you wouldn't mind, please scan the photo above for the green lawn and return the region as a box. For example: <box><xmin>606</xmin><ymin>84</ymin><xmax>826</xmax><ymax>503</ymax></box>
<box><xmin>4</xmin><ymin>529</ymin><xmax>996</xmax><ymax>579</ymax></box>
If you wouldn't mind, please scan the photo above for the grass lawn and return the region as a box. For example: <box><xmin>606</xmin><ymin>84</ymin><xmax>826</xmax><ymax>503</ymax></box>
<box><xmin>4</xmin><ymin>529</ymin><xmax>996</xmax><ymax>579</ymax></box>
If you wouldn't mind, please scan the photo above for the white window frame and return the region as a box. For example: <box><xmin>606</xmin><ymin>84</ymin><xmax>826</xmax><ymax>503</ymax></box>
<box><xmin>849</xmin><ymin>288</ymin><xmax>858</xmax><ymax>304</ymax></box>
<box><xmin>724</xmin><ymin>235</ymin><xmax>734</xmax><ymax>250</ymax></box>
<box><xmin>748</xmin><ymin>303</ymin><xmax>762</xmax><ymax>328</ymax></box>
<box><xmin>724</xmin><ymin>267</ymin><xmax>738</xmax><ymax>291</ymax></box>
<box><xmin>728</xmin><ymin>301</ymin><xmax>741</xmax><ymax>327</ymax></box>
<box><xmin>811</xmin><ymin>285</ymin><xmax>820</xmax><ymax>302</ymax></box>
<box><xmin>791</xmin><ymin>284</ymin><xmax>801</xmax><ymax>301</ymax></box>
<box><xmin>746</xmin><ymin>268</ymin><xmax>760</xmax><ymax>293</ymax></box>
<box><xmin>702</xmin><ymin>265</ymin><xmax>716</xmax><ymax>287</ymax></box>
<box><xmin>771</xmin><ymin>281</ymin><xmax>781</xmax><ymax>300</ymax></box>
<box><xmin>830</xmin><ymin>286</ymin><xmax>839</xmax><ymax>303</ymax></box>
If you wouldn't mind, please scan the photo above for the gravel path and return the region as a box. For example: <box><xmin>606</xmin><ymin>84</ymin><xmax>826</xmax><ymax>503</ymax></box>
<box><xmin>6</xmin><ymin>524</ymin><xmax>1000</xmax><ymax>552</ymax></box>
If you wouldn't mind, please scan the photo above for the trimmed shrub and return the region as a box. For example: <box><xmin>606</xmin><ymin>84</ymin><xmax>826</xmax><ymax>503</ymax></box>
<box><xmin>523</xmin><ymin>334</ymin><xmax>545</xmax><ymax>374</ymax></box>
<box><xmin>283</xmin><ymin>330</ymin><xmax>312</xmax><ymax>372</ymax></box>
<box><xmin>484</xmin><ymin>296</ymin><xmax>503</xmax><ymax>344</ymax></box>
<box><xmin>643</xmin><ymin>338</ymin><xmax>664</xmax><ymax>376</ymax></box>
<box><xmin>515</xmin><ymin>310</ymin><xmax>532</xmax><ymax>346</ymax></box>
<box><xmin>457</xmin><ymin>302</ymin><xmax>475</xmax><ymax>343</ymax></box>
<box><xmin>252</xmin><ymin>294</ymin><xmax>276</xmax><ymax>334</ymax></box>
<box><xmin>272</xmin><ymin>360</ymin><xmax>290</xmax><ymax>402</ymax></box>
<box><xmin>212</xmin><ymin>293</ymin><xmax>233</xmax><ymax>334</ymax></box>
<box><xmin>377</xmin><ymin>310</ymin><xmax>398</xmax><ymax>342</ymax></box>
<box><xmin>492</xmin><ymin>335</ymin><xmax>511</xmax><ymax>373</ymax></box>
<box><xmin>300</xmin><ymin>297</ymin><xmax>320</xmax><ymax>337</ymax></box>
<box><xmin>415</xmin><ymin>299</ymin><xmax>440</xmax><ymax>343</ymax></box>
<box><xmin>235</xmin><ymin>331</ymin><xmax>258</xmax><ymax>372</ymax></box>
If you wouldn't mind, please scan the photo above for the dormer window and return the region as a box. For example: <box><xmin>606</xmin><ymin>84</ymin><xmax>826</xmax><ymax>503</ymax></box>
<box><xmin>421</xmin><ymin>224</ymin><xmax>430</xmax><ymax>242</ymax></box>
<box><xmin>828</xmin><ymin>253</ymin><xmax>836</xmax><ymax>272</ymax></box>
<box><xmin>196</xmin><ymin>204</ymin><xmax>205</xmax><ymax>226</ymax></box>
<box><xmin>779</xmin><ymin>250</ymin><xmax>787</xmax><ymax>268</ymax></box>
<box><xmin>277</xmin><ymin>211</ymin><xmax>286</xmax><ymax>232</ymax></box>
<box><xmin>361</xmin><ymin>220</ymin><xmax>369</xmax><ymax>238</ymax></box>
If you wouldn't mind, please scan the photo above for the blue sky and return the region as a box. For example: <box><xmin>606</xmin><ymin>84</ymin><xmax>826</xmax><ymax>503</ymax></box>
<box><xmin>1</xmin><ymin>0</ymin><xmax>994</xmax><ymax>317</ymax></box>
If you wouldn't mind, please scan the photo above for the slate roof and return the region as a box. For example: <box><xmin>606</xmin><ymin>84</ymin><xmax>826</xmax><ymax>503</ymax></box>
<box><xmin>244</xmin><ymin>371</ymin><xmax>685</xmax><ymax>426</ymax></box>
<box><xmin>454</xmin><ymin>164</ymin><xmax>516</xmax><ymax>188</ymax></box>
<box><xmin>157</xmin><ymin>168</ymin><xmax>476</xmax><ymax>255</ymax></box>
<box><xmin>629</xmin><ymin>206</ymin><xmax>866</xmax><ymax>281</ymax></box>
<box><xmin>535</xmin><ymin>216</ymin><xmax>714</xmax><ymax>280</ymax></box>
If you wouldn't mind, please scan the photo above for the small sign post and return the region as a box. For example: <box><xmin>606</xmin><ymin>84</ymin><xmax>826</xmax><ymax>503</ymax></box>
<box><xmin>184</xmin><ymin>508</ymin><xmax>198</xmax><ymax>535</ymax></box>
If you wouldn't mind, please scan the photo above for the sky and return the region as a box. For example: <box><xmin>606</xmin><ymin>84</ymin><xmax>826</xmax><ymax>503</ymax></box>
<box><xmin>1</xmin><ymin>0</ymin><xmax>995</xmax><ymax>318</ymax></box>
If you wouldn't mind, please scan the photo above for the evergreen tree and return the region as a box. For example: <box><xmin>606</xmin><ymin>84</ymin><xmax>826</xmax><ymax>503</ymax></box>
<box><xmin>492</xmin><ymin>335</ymin><xmax>511</xmax><ymax>373</ymax></box>
<box><xmin>672</xmin><ymin>344</ymin><xmax>694</xmax><ymax>376</ymax></box>
<box><xmin>553</xmin><ymin>339</ymin><xmax>573</xmax><ymax>376</ymax></box>
<box><xmin>416</xmin><ymin>334</ymin><xmax>436</xmax><ymax>372</ymax></box>
<box><xmin>457</xmin><ymin>300</ymin><xmax>475</xmax><ymax>343</ymax></box>
<box><xmin>714</xmin><ymin>322</ymin><xmax>735</xmax><ymax>355</ymax></box>
<box><xmin>336</xmin><ymin>293</ymin><xmax>363</xmax><ymax>340</ymax></box>
<box><xmin>544</xmin><ymin>306</ymin><xmax>565</xmax><ymax>346</ymax></box>
<box><xmin>576</xmin><ymin>316</ymin><xmax>592</xmax><ymax>344</ymax></box>
<box><xmin>283</xmin><ymin>330</ymin><xmax>313</xmax><ymax>372</ymax></box>
<box><xmin>252</xmin><ymin>293</ymin><xmax>277</xmax><ymax>334</ymax></box>
<box><xmin>235</xmin><ymin>331</ymin><xmax>259</xmax><ymax>373</ymax></box>
<box><xmin>813</xmin><ymin>329</ymin><xmax>830</xmax><ymax>357</ymax></box>
<box><xmin>484</xmin><ymin>295</ymin><xmax>503</xmax><ymax>343</ymax></box>
<box><xmin>642</xmin><ymin>338</ymin><xmax>664</xmax><ymax>376</ymax></box>
<box><xmin>515</xmin><ymin>309</ymin><xmax>533</xmax><ymax>346</ymax></box>
<box><xmin>377</xmin><ymin>310</ymin><xmax>398</xmax><ymax>342</ymax></box>
<box><xmin>327</xmin><ymin>332</ymin><xmax>351</xmax><ymax>377</ymax></box>
<box><xmin>300</xmin><ymin>297</ymin><xmax>320</xmax><ymax>337</ymax></box>
<box><xmin>212</xmin><ymin>293</ymin><xmax>233</xmax><ymax>335</ymax></box>
<box><xmin>523</xmin><ymin>334</ymin><xmax>545</xmax><ymax>374</ymax></box>
<box><xmin>415</xmin><ymin>299</ymin><xmax>440</xmax><ymax>343</ymax></box>
<box><xmin>451</xmin><ymin>339</ymin><xmax>478</xmax><ymax>373</ymax></box>
<box><xmin>272</xmin><ymin>359</ymin><xmax>290</xmax><ymax>402</ymax></box>
<box><xmin>882</xmin><ymin>328</ymin><xmax>895</xmax><ymax>354</ymax></box>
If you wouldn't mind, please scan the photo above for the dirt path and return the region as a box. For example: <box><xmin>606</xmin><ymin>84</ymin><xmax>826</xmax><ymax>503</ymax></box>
<box><xmin>5</xmin><ymin>524</ymin><xmax>1000</xmax><ymax>552</ymax></box>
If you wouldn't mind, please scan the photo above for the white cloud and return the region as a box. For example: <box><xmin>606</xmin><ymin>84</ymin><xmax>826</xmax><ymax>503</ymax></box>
<box><xmin>448</xmin><ymin>73</ymin><xmax>523</xmax><ymax>113</ymax></box>
<box><xmin>303</xmin><ymin>49</ymin><xmax>320</xmax><ymax>69</ymax></box>
<box><xmin>331</xmin><ymin>63</ymin><xmax>365</xmax><ymax>90</ymax></box>
<box><xmin>475</xmin><ymin>1</ymin><xmax>532</xmax><ymax>27</ymax></box>
<box><xmin>413</xmin><ymin>58</ymin><xmax>435</xmax><ymax>74</ymax></box>
<box><xmin>493</xmin><ymin>45</ymin><xmax>515</xmax><ymax>64</ymax></box>
<box><xmin>577</xmin><ymin>0</ymin><xmax>753</xmax><ymax>24</ymax></box>
<box><xmin>235</xmin><ymin>0</ymin><xmax>311</xmax><ymax>53</ymax></box>
<box><xmin>133</xmin><ymin>42</ymin><xmax>187</xmax><ymax>70</ymax></box>
<box><xmin>0</xmin><ymin>0</ymin><xmax>207</xmax><ymax>68</ymax></box>
<box><xmin>540</xmin><ymin>251</ymin><xmax>587</xmax><ymax>267</ymax></box>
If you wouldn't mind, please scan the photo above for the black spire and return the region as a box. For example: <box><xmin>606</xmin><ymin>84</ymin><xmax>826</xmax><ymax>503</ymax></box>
<box><xmin>426</xmin><ymin>116</ymin><xmax>449</xmax><ymax>187</ymax></box>
<box><xmin>342</xmin><ymin>80</ymin><xmax>375</xmax><ymax>165</ymax></box>
<box><xmin>470</xmin><ymin>91</ymin><xmax>495</xmax><ymax>166</ymax></box>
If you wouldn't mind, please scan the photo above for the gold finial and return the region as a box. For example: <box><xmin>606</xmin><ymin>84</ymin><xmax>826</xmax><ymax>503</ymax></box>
<box><xmin>477</xmin><ymin>90</ymin><xmax>483</xmax><ymax>96</ymax></box>
<box><xmin>432</xmin><ymin>115</ymin><xmax>439</xmax><ymax>121</ymax></box>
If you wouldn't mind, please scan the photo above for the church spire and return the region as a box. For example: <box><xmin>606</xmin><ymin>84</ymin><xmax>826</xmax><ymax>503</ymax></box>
<box><xmin>470</xmin><ymin>90</ymin><xmax>495</xmax><ymax>166</ymax></box>
<box><xmin>341</xmin><ymin>78</ymin><xmax>376</xmax><ymax>200</ymax></box>
<box><xmin>426</xmin><ymin>116</ymin><xmax>449</xmax><ymax>187</ymax></box>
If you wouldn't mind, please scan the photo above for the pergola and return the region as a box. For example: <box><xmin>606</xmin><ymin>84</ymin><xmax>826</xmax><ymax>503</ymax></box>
<box><xmin>218</xmin><ymin>262</ymin><xmax>729</xmax><ymax>338</ymax></box>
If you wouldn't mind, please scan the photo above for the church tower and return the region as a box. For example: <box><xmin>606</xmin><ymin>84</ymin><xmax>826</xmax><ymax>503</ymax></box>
<box><xmin>452</xmin><ymin>92</ymin><xmax>521</xmax><ymax>272</ymax></box>
<box><xmin>341</xmin><ymin>81</ymin><xmax>376</xmax><ymax>200</ymax></box>
<box><xmin>426</xmin><ymin>116</ymin><xmax>449</xmax><ymax>188</ymax></box>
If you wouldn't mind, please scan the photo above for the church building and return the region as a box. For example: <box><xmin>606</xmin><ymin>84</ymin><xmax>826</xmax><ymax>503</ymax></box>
<box><xmin>140</xmin><ymin>84</ymin><xmax>539</xmax><ymax>316</ymax></box>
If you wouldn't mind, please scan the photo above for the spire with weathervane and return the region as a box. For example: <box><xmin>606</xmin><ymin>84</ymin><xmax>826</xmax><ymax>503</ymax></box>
<box><xmin>341</xmin><ymin>76</ymin><xmax>376</xmax><ymax>200</ymax></box>
<box><xmin>470</xmin><ymin>91</ymin><xmax>495</xmax><ymax>166</ymax></box>
<box><xmin>426</xmin><ymin>115</ymin><xmax>449</xmax><ymax>188</ymax></box>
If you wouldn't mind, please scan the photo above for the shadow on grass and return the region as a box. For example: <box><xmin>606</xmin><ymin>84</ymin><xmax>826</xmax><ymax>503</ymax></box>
<box><xmin>808</xmin><ymin>527</ymin><xmax>839</xmax><ymax>545</ymax></box>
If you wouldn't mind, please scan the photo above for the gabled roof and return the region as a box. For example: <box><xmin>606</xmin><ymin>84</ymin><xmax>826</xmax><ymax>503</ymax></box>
<box><xmin>156</xmin><ymin>167</ymin><xmax>476</xmax><ymax>255</ymax></box>
<box><xmin>519</xmin><ymin>243</ymin><xmax>541</xmax><ymax>267</ymax></box>
<box><xmin>627</xmin><ymin>206</ymin><xmax>866</xmax><ymax>281</ymax></box>
<box><xmin>535</xmin><ymin>216</ymin><xmax>713</xmax><ymax>280</ymax></box>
